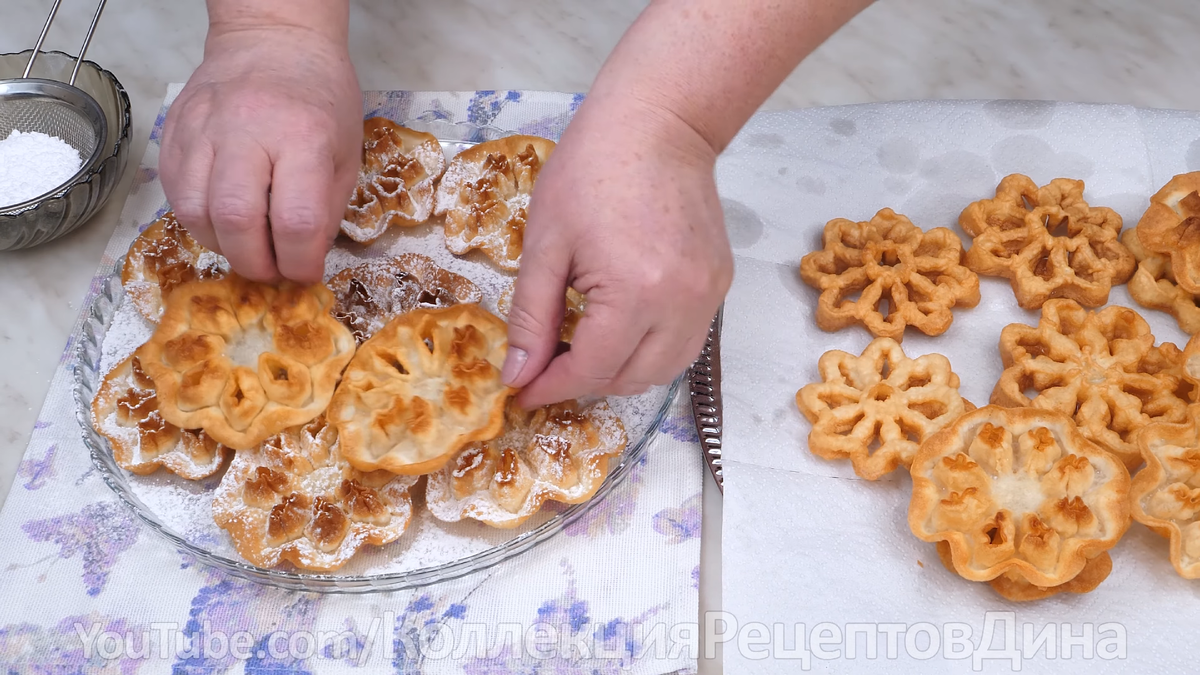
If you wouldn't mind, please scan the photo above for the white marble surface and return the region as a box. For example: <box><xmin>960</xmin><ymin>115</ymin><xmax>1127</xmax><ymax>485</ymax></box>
<box><xmin>1</xmin><ymin>0</ymin><xmax>1199</xmax><ymax>672</ymax></box>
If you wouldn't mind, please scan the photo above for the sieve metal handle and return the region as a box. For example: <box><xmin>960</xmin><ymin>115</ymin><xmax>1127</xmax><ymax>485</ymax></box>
<box><xmin>23</xmin><ymin>0</ymin><xmax>109</xmax><ymax>86</ymax></box>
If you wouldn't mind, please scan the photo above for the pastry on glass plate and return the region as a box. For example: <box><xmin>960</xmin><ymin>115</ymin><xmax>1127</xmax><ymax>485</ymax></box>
<box><xmin>211</xmin><ymin>415</ymin><xmax>418</xmax><ymax>571</ymax></box>
<box><xmin>134</xmin><ymin>274</ymin><xmax>356</xmax><ymax>450</ymax></box>
<box><xmin>121</xmin><ymin>210</ymin><xmax>228</xmax><ymax>323</ymax></box>
<box><xmin>426</xmin><ymin>399</ymin><xmax>627</xmax><ymax>528</ymax></box>
<box><xmin>328</xmin><ymin>304</ymin><xmax>513</xmax><ymax>475</ymax></box>
<box><xmin>341</xmin><ymin>118</ymin><xmax>446</xmax><ymax>243</ymax></box>
<box><xmin>328</xmin><ymin>253</ymin><xmax>482</xmax><ymax>344</ymax></box>
<box><xmin>91</xmin><ymin>353</ymin><xmax>230</xmax><ymax>480</ymax></box>
<box><xmin>434</xmin><ymin>135</ymin><xmax>555</xmax><ymax>272</ymax></box>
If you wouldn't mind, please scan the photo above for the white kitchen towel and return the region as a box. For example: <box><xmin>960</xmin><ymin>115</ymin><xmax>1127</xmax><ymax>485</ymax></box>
<box><xmin>719</xmin><ymin>100</ymin><xmax>1200</xmax><ymax>673</ymax></box>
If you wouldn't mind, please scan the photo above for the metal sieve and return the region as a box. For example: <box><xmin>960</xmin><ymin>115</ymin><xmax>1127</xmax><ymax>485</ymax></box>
<box><xmin>0</xmin><ymin>0</ymin><xmax>109</xmax><ymax>211</ymax></box>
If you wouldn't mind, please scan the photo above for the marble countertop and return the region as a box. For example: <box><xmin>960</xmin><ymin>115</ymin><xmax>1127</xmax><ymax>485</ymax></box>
<box><xmin>1</xmin><ymin>0</ymin><xmax>1198</xmax><ymax>671</ymax></box>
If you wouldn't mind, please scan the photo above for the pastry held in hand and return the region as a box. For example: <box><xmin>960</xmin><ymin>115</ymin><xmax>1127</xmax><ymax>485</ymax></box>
<box><xmin>1130</xmin><ymin>405</ymin><xmax>1200</xmax><ymax>579</ymax></box>
<box><xmin>135</xmin><ymin>275</ymin><xmax>357</xmax><ymax>451</ymax></box>
<box><xmin>1122</xmin><ymin>227</ymin><xmax>1200</xmax><ymax>335</ymax></box>
<box><xmin>121</xmin><ymin>211</ymin><xmax>228</xmax><ymax>323</ymax></box>
<box><xmin>960</xmin><ymin>174</ymin><xmax>1134</xmax><ymax>309</ymax></box>
<box><xmin>1135</xmin><ymin>172</ymin><xmax>1200</xmax><ymax>295</ymax></box>
<box><xmin>434</xmin><ymin>135</ymin><xmax>555</xmax><ymax>272</ymax></box>
<box><xmin>92</xmin><ymin>354</ymin><xmax>231</xmax><ymax>480</ymax></box>
<box><xmin>211</xmin><ymin>415</ymin><xmax>419</xmax><ymax>571</ymax></box>
<box><xmin>329</xmin><ymin>253</ymin><xmax>482</xmax><ymax>344</ymax></box>
<box><xmin>328</xmin><ymin>304</ymin><xmax>514</xmax><ymax>475</ymax></box>
<box><xmin>992</xmin><ymin>299</ymin><xmax>1193</xmax><ymax>470</ymax></box>
<box><xmin>341</xmin><ymin>118</ymin><xmax>446</xmax><ymax>243</ymax></box>
<box><xmin>799</xmin><ymin>208</ymin><xmax>979</xmax><ymax>340</ymax></box>
<box><xmin>796</xmin><ymin>338</ymin><xmax>974</xmax><ymax>480</ymax></box>
<box><xmin>909</xmin><ymin>405</ymin><xmax>1131</xmax><ymax>601</ymax></box>
<box><xmin>426</xmin><ymin>399</ymin><xmax>627</xmax><ymax>528</ymax></box>
<box><xmin>497</xmin><ymin>282</ymin><xmax>586</xmax><ymax>343</ymax></box>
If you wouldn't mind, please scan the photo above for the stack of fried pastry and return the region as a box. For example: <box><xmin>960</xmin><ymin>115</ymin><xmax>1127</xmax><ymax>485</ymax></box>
<box><xmin>95</xmin><ymin>118</ymin><xmax>623</xmax><ymax>573</ymax></box>
<box><xmin>796</xmin><ymin>171</ymin><xmax>1200</xmax><ymax>599</ymax></box>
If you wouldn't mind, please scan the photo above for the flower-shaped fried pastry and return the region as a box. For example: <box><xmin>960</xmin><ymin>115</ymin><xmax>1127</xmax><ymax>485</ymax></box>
<box><xmin>212</xmin><ymin>415</ymin><xmax>418</xmax><ymax>571</ymax></box>
<box><xmin>135</xmin><ymin>275</ymin><xmax>357</xmax><ymax>450</ymax></box>
<box><xmin>910</xmin><ymin>406</ymin><xmax>1131</xmax><ymax>601</ymax></box>
<box><xmin>121</xmin><ymin>211</ymin><xmax>228</xmax><ymax>323</ymax></box>
<box><xmin>329</xmin><ymin>254</ymin><xmax>482</xmax><ymax>344</ymax></box>
<box><xmin>92</xmin><ymin>354</ymin><xmax>231</xmax><ymax>479</ymax></box>
<box><xmin>328</xmin><ymin>304</ymin><xmax>514</xmax><ymax>475</ymax></box>
<box><xmin>1136</xmin><ymin>172</ymin><xmax>1200</xmax><ymax>295</ymax></box>
<box><xmin>1130</xmin><ymin>406</ymin><xmax>1200</xmax><ymax>578</ymax></box>
<box><xmin>799</xmin><ymin>208</ymin><xmax>979</xmax><ymax>340</ymax></box>
<box><xmin>434</xmin><ymin>135</ymin><xmax>555</xmax><ymax>272</ymax></box>
<box><xmin>960</xmin><ymin>174</ymin><xmax>1134</xmax><ymax>309</ymax></box>
<box><xmin>1121</xmin><ymin>227</ymin><xmax>1200</xmax><ymax>335</ymax></box>
<box><xmin>426</xmin><ymin>399</ymin><xmax>628</xmax><ymax>528</ymax></box>
<box><xmin>796</xmin><ymin>338</ymin><xmax>974</xmax><ymax>480</ymax></box>
<box><xmin>992</xmin><ymin>299</ymin><xmax>1193</xmax><ymax>470</ymax></box>
<box><xmin>341</xmin><ymin>118</ymin><xmax>446</xmax><ymax>243</ymax></box>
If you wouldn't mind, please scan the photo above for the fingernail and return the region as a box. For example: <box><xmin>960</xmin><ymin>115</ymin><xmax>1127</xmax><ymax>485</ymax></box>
<box><xmin>501</xmin><ymin>347</ymin><xmax>528</xmax><ymax>386</ymax></box>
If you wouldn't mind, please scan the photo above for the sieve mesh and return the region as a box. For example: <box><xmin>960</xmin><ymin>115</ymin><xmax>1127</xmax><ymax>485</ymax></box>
<box><xmin>0</xmin><ymin>96</ymin><xmax>97</xmax><ymax>158</ymax></box>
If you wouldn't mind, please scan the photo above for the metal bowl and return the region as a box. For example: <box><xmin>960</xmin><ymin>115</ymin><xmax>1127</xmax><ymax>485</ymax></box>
<box><xmin>0</xmin><ymin>50</ymin><xmax>131</xmax><ymax>250</ymax></box>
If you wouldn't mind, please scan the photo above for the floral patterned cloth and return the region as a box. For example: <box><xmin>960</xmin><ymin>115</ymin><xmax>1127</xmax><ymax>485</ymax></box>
<box><xmin>0</xmin><ymin>88</ymin><xmax>702</xmax><ymax>675</ymax></box>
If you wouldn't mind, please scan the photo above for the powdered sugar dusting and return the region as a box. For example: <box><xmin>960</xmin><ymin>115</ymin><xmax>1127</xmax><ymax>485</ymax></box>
<box><xmin>87</xmin><ymin>138</ymin><xmax>670</xmax><ymax>578</ymax></box>
<box><xmin>100</xmin><ymin>292</ymin><xmax>155</xmax><ymax>376</ymax></box>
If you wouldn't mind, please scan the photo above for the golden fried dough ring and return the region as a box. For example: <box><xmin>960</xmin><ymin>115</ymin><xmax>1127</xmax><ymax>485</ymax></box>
<box><xmin>328</xmin><ymin>253</ymin><xmax>483</xmax><ymax>344</ymax></box>
<box><xmin>426</xmin><ymin>399</ymin><xmax>627</xmax><ymax>528</ymax></box>
<box><xmin>121</xmin><ymin>211</ymin><xmax>228</xmax><ymax>323</ymax></box>
<box><xmin>910</xmin><ymin>405</ymin><xmax>1130</xmax><ymax>594</ymax></box>
<box><xmin>1136</xmin><ymin>172</ymin><xmax>1200</xmax><ymax>295</ymax></box>
<box><xmin>960</xmin><ymin>174</ymin><xmax>1134</xmax><ymax>309</ymax></box>
<box><xmin>796</xmin><ymin>338</ymin><xmax>974</xmax><ymax>480</ymax></box>
<box><xmin>211</xmin><ymin>415</ymin><xmax>418</xmax><ymax>571</ymax></box>
<box><xmin>991</xmin><ymin>299</ymin><xmax>1192</xmax><ymax>470</ymax></box>
<box><xmin>799</xmin><ymin>208</ymin><xmax>979</xmax><ymax>340</ymax></box>
<box><xmin>328</xmin><ymin>304</ymin><xmax>514</xmax><ymax>475</ymax></box>
<box><xmin>92</xmin><ymin>354</ymin><xmax>231</xmax><ymax>480</ymax></box>
<box><xmin>135</xmin><ymin>275</ymin><xmax>357</xmax><ymax>450</ymax></box>
<box><xmin>341</xmin><ymin>118</ymin><xmax>446</xmax><ymax>243</ymax></box>
<box><xmin>434</xmin><ymin>135</ymin><xmax>555</xmax><ymax>272</ymax></box>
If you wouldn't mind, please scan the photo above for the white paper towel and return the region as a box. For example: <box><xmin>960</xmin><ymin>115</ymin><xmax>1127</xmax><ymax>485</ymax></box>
<box><xmin>718</xmin><ymin>100</ymin><xmax>1200</xmax><ymax>673</ymax></box>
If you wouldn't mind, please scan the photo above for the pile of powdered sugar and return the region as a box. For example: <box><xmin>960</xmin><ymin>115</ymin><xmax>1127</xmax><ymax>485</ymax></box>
<box><xmin>0</xmin><ymin>129</ymin><xmax>84</xmax><ymax>208</ymax></box>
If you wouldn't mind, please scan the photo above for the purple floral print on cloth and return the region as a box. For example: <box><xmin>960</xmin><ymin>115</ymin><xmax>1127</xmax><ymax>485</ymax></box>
<box><xmin>18</xmin><ymin>443</ymin><xmax>57</xmax><ymax>490</ymax></box>
<box><xmin>173</xmin><ymin>569</ymin><xmax>324</xmax><ymax>674</ymax></box>
<box><xmin>561</xmin><ymin>455</ymin><xmax>647</xmax><ymax>538</ymax></box>
<box><xmin>21</xmin><ymin>501</ymin><xmax>139</xmax><ymax>596</ymax></box>
<box><xmin>659</xmin><ymin>413</ymin><xmax>700</xmax><ymax>444</ymax></box>
<box><xmin>463</xmin><ymin>563</ymin><xmax>666</xmax><ymax>674</ymax></box>
<box><xmin>392</xmin><ymin>581</ymin><xmax>486</xmax><ymax>674</ymax></box>
<box><xmin>652</xmin><ymin>493</ymin><xmax>702</xmax><ymax>545</ymax></box>
<box><xmin>0</xmin><ymin>614</ymin><xmax>147</xmax><ymax>675</ymax></box>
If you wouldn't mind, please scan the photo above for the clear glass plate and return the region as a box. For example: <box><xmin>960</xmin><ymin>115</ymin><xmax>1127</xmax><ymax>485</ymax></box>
<box><xmin>71</xmin><ymin>133</ymin><xmax>677</xmax><ymax>592</ymax></box>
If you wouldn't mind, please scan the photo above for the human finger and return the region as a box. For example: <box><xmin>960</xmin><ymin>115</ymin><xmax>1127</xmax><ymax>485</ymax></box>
<box><xmin>502</xmin><ymin>234</ymin><xmax>572</xmax><ymax>388</ymax></box>
<box><xmin>207</xmin><ymin>141</ymin><xmax>277</xmax><ymax>280</ymax></box>
<box><xmin>160</xmin><ymin>135</ymin><xmax>220</xmax><ymax>253</ymax></box>
<box><xmin>268</xmin><ymin>147</ymin><xmax>339</xmax><ymax>283</ymax></box>
<box><xmin>515</xmin><ymin>301</ymin><xmax>647</xmax><ymax>408</ymax></box>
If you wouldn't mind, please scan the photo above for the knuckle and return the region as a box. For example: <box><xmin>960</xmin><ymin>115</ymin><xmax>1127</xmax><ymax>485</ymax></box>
<box><xmin>506</xmin><ymin>302</ymin><xmax>554</xmax><ymax>341</ymax></box>
<box><xmin>271</xmin><ymin>205</ymin><xmax>325</xmax><ymax>236</ymax></box>
<box><xmin>209</xmin><ymin>197</ymin><xmax>263</xmax><ymax>233</ymax></box>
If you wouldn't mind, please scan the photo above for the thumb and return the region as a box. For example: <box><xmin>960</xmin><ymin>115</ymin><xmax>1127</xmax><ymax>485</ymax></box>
<box><xmin>501</xmin><ymin>236</ymin><xmax>570</xmax><ymax>388</ymax></box>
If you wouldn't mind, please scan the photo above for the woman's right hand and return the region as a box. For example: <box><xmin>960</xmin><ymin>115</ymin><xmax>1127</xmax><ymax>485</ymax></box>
<box><xmin>160</xmin><ymin>17</ymin><xmax>362</xmax><ymax>284</ymax></box>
